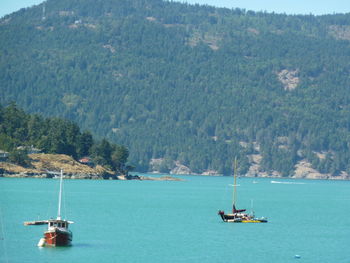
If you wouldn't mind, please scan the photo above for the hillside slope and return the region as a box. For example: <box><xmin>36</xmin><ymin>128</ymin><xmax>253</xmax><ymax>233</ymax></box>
<box><xmin>1</xmin><ymin>0</ymin><xmax>350</xmax><ymax>176</ymax></box>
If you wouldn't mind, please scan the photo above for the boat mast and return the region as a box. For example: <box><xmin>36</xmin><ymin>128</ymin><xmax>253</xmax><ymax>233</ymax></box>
<box><xmin>250</xmin><ymin>199</ymin><xmax>254</xmax><ymax>216</ymax></box>
<box><xmin>57</xmin><ymin>170</ymin><xmax>63</xmax><ymax>220</ymax></box>
<box><xmin>233</xmin><ymin>157</ymin><xmax>237</xmax><ymax>208</ymax></box>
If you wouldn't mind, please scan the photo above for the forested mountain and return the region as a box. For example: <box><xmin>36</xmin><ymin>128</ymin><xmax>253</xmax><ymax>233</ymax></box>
<box><xmin>1</xmin><ymin>0</ymin><xmax>350</xmax><ymax>176</ymax></box>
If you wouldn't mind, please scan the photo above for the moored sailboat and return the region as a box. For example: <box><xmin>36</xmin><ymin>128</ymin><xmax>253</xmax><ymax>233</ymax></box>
<box><xmin>25</xmin><ymin>170</ymin><xmax>73</xmax><ymax>246</ymax></box>
<box><xmin>218</xmin><ymin>158</ymin><xmax>267</xmax><ymax>223</ymax></box>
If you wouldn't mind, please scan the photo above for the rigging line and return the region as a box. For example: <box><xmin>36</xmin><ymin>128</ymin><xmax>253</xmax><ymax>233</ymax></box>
<box><xmin>46</xmin><ymin>177</ymin><xmax>56</xmax><ymax>219</ymax></box>
<box><xmin>233</xmin><ymin>157</ymin><xmax>237</xmax><ymax>207</ymax></box>
<box><xmin>57</xmin><ymin>170</ymin><xmax>63</xmax><ymax>219</ymax></box>
<box><xmin>46</xmin><ymin>185</ymin><xmax>54</xmax><ymax>219</ymax></box>
<box><xmin>0</xmin><ymin>207</ymin><xmax>9</xmax><ymax>263</ymax></box>
<box><xmin>221</xmin><ymin>176</ymin><xmax>231</xmax><ymax>209</ymax></box>
<box><xmin>63</xmin><ymin>176</ymin><xmax>67</xmax><ymax>220</ymax></box>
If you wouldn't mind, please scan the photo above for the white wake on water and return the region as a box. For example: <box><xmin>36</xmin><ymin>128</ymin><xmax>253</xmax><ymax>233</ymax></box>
<box><xmin>271</xmin><ymin>180</ymin><xmax>306</xmax><ymax>185</ymax></box>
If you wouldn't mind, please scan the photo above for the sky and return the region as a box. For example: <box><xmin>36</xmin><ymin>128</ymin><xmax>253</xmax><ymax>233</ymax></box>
<box><xmin>182</xmin><ymin>0</ymin><xmax>350</xmax><ymax>15</ymax></box>
<box><xmin>1</xmin><ymin>0</ymin><xmax>350</xmax><ymax>18</ymax></box>
<box><xmin>1</xmin><ymin>0</ymin><xmax>43</xmax><ymax>18</ymax></box>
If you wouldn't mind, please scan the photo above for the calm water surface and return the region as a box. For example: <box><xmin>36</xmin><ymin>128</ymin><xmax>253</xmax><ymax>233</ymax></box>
<box><xmin>1</xmin><ymin>175</ymin><xmax>349</xmax><ymax>263</ymax></box>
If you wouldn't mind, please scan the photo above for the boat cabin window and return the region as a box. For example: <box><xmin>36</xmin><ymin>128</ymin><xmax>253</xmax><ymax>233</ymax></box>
<box><xmin>48</xmin><ymin>221</ymin><xmax>67</xmax><ymax>228</ymax></box>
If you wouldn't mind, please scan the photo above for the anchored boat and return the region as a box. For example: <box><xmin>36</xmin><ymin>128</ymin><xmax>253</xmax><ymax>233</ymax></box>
<box><xmin>218</xmin><ymin>158</ymin><xmax>267</xmax><ymax>223</ymax></box>
<box><xmin>25</xmin><ymin>170</ymin><xmax>73</xmax><ymax>246</ymax></box>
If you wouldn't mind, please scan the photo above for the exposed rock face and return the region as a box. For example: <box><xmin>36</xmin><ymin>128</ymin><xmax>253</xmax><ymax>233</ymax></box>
<box><xmin>243</xmin><ymin>143</ymin><xmax>350</xmax><ymax>180</ymax></box>
<box><xmin>293</xmin><ymin>160</ymin><xmax>328</xmax><ymax>179</ymax></box>
<box><xmin>293</xmin><ymin>159</ymin><xmax>350</xmax><ymax>180</ymax></box>
<box><xmin>246</xmin><ymin>154</ymin><xmax>264</xmax><ymax>177</ymax></box>
<box><xmin>170</xmin><ymin>162</ymin><xmax>191</xmax><ymax>175</ymax></box>
<box><xmin>329</xmin><ymin>25</ymin><xmax>350</xmax><ymax>41</ymax></box>
<box><xmin>201</xmin><ymin>170</ymin><xmax>220</xmax><ymax>176</ymax></box>
<box><xmin>187</xmin><ymin>31</ymin><xmax>222</xmax><ymax>50</ymax></box>
<box><xmin>149</xmin><ymin>158</ymin><xmax>192</xmax><ymax>175</ymax></box>
<box><xmin>277</xmin><ymin>69</ymin><xmax>299</xmax><ymax>91</ymax></box>
<box><xmin>149</xmin><ymin>158</ymin><xmax>165</xmax><ymax>172</ymax></box>
<box><xmin>0</xmin><ymin>153</ymin><xmax>114</xmax><ymax>178</ymax></box>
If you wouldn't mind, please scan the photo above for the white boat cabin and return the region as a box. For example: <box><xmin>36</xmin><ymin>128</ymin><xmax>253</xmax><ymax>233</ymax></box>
<box><xmin>48</xmin><ymin>219</ymin><xmax>73</xmax><ymax>230</ymax></box>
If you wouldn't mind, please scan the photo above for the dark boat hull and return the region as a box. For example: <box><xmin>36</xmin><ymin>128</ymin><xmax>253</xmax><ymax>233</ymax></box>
<box><xmin>218</xmin><ymin>211</ymin><xmax>267</xmax><ymax>223</ymax></box>
<box><xmin>219</xmin><ymin>213</ymin><xmax>240</xmax><ymax>222</ymax></box>
<box><xmin>44</xmin><ymin>228</ymin><xmax>72</xmax><ymax>246</ymax></box>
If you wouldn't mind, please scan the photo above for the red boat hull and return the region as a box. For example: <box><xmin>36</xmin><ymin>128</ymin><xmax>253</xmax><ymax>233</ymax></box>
<box><xmin>44</xmin><ymin>228</ymin><xmax>72</xmax><ymax>246</ymax></box>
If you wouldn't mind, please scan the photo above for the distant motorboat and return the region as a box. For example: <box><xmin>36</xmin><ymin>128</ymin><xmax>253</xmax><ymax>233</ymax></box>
<box><xmin>271</xmin><ymin>180</ymin><xmax>305</xmax><ymax>185</ymax></box>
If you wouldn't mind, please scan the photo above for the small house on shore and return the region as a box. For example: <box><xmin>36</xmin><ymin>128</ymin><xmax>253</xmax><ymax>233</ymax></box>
<box><xmin>79</xmin><ymin>157</ymin><xmax>94</xmax><ymax>167</ymax></box>
<box><xmin>17</xmin><ymin>145</ymin><xmax>42</xmax><ymax>154</ymax></box>
<box><xmin>0</xmin><ymin>150</ymin><xmax>9</xmax><ymax>161</ymax></box>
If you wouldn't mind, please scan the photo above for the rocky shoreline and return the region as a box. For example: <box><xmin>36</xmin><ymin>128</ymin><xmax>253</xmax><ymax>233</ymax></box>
<box><xmin>2</xmin><ymin>167</ymin><xmax>348</xmax><ymax>181</ymax></box>
<box><xmin>1</xmin><ymin>153</ymin><xmax>348</xmax><ymax>181</ymax></box>
<box><xmin>0</xmin><ymin>171</ymin><xmax>183</xmax><ymax>181</ymax></box>
<box><xmin>0</xmin><ymin>153</ymin><xmax>183</xmax><ymax>181</ymax></box>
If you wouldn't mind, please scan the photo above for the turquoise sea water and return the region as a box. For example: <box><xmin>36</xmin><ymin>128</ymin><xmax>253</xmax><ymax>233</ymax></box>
<box><xmin>1</xmin><ymin>175</ymin><xmax>350</xmax><ymax>263</ymax></box>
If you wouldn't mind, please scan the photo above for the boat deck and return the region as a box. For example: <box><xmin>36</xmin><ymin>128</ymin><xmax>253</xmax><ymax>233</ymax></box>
<box><xmin>24</xmin><ymin>220</ymin><xmax>49</xmax><ymax>226</ymax></box>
